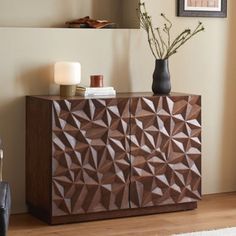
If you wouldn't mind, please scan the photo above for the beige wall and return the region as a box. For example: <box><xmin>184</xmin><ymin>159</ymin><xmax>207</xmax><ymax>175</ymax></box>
<box><xmin>0</xmin><ymin>0</ymin><xmax>236</xmax><ymax>213</ymax></box>
<box><xmin>0</xmin><ymin>0</ymin><xmax>139</xmax><ymax>28</ymax></box>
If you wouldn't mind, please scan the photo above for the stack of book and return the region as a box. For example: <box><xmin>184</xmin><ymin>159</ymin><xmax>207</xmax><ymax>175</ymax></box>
<box><xmin>76</xmin><ymin>86</ymin><xmax>116</xmax><ymax>97</ymax></box>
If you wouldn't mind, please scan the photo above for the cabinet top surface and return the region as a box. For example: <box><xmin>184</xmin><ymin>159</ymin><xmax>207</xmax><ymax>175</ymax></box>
<box><xmin>27</xmin><ymin>92</ymin><xmax>200</xmax><ymax>101</ymax></box>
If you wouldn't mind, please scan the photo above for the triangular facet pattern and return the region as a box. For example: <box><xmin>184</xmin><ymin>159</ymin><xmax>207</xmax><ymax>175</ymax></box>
<box><xmin>130</xmin><ymin>96</ymin><xmax>201</xmax><ymax>208</ymax></box>
<box><xmin>51</xmin><ymin>95</ymin><xmax>201</xmax><ymax>215</ymax></box>
<box><xmin>52</xmin><ymin>98</ymin><xmax>130</xmax><ymax>216</ymax></box>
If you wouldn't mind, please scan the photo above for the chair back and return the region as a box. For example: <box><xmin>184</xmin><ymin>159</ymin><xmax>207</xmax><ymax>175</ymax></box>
<box><xmin>0</xmin><ymin>149</ymin><xmax>2</xmax><ymax>181</ymax></box>
<box><xmin>0</xmin><ymin>139</ymin><xmax>2</xmax><ymax>181</ymax></box>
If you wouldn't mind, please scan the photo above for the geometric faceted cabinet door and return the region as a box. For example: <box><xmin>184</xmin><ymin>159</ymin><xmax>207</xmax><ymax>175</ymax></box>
<box><xmin>26</xmin><ymin>93</ymin><xmax>201</xmax><ymax>225</ymax></box>
<box><xmin>130</xmin><ymin>96</ymin><xmax>201</xmax><ymax>208</ymax></box>
<box><xmin>52</xmin><ymin>98</ymin><xmax>130</xmax><ymax>216</ymax></box>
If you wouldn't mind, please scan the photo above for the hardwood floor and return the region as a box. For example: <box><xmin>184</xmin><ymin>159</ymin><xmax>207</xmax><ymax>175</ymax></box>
<box><xmin>9</xmin><ymin>192</ymin><xmax>236</xmax><ymax>236</ymax></box>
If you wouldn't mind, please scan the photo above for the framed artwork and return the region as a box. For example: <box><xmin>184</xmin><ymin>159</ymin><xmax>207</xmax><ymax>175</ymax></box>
<box><xmin>177</xmin><ymin>0</ymin><xmax>227</xmax><ymax>17</ymax></box>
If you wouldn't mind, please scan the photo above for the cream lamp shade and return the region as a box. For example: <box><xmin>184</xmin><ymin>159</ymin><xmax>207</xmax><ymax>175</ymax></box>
<box><xmin>54</xmin><ymin>62</ymin><xmax>81</xmax><ymax>97</ymax></box>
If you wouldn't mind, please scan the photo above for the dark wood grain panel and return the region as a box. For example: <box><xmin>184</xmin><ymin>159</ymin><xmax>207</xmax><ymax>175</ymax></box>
<box><xmin>51</xmin><ymin>202</ymin><xmax>196</xmax><ymax>225</ymax></box>
<box><xmin>26</xmin><ymin>96</ymin><xmax>52</xmax><ymax>216</ymax></box>
<box><xmin>31</xmin><ymin>92</ymin><xmax>200</xmax><ymax>101</ymax></box>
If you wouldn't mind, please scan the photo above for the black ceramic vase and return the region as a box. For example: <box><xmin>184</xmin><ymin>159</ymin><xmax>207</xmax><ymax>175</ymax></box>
<box><xmin>152</xmin><ymin>59</ymin><xmax>171</xmax><ymax>95</ymax></box>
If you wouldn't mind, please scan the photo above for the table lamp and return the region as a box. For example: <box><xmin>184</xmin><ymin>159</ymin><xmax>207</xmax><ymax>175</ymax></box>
<box><xmin>54</xmin><ymin>62</ymin><xmax>81</xmax><ymax>97</ymax></box>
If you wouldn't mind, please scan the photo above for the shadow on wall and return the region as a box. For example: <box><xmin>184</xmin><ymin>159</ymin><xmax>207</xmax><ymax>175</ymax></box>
<box><xmin>219</xmin><ymin>1</ymin><xmax>236</xmax><ymax>191</ymax></box>
<box><xmin>91</xmin><ymin>0</ymin><xmax>121</xmax><ymax>27</ymax></box>
<box><xmin>90</xmin><ymin>0</ymin><xmax>133</xmax><ymax>92</ymax></box>
<box><xmin>16</xmin><ymin>64</ymin><xmax>57</xmax><ymax>95</ymax></box>
<box><xmin>91</xmin><ymin>0</ymin><xmax>139</xmax><ymax>28</ymax></box>
<box><xmin>109</xmin><ymin>31</ymin><xmax>132</xmax><ymax>92</ymax></box>
<box><xmin>0</xmin><ymin>97</ymin><xmax>26</xmax><ymax>212</ymax></box>
<box><xmin>0</xmin><ymin>63</ymin><xmax>57</xmax><ymax>212</ymax></box>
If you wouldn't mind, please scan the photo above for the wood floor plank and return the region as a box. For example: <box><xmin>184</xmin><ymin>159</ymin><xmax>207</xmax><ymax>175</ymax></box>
<box><xmin>8</xmin><ymin>192</ymin><xmax>236</xmax><ymax>236</ymax></box>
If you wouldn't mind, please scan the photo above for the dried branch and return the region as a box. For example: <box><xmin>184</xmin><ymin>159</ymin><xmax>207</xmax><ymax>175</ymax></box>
<box><xmin>138</xmin><ymin>2</ymin><xmax>205</xmax><ymax>59</ymax></box>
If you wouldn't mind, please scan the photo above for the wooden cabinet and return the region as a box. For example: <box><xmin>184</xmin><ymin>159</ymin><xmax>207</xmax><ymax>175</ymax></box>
<box><xmin>26</xmin><ymin>93</ymin><xmax>201</xmax><ymax>224</ymax></box>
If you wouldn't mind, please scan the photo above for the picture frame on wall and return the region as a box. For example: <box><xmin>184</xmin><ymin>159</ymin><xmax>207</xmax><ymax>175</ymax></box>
<box><xmin>177</xmin><ymin>0</ymin><xmax>227</xmax><ymax>18</ymax></box>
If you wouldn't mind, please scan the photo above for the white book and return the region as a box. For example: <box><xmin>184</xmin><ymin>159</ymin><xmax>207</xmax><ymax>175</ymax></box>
<box><xmin>76</xmin><ymin>86</ymin><xmax>114</xmax><ymax>92</ymax></box>
<box><xmin>76</xmin><ymin>89</ymin><xmax>116</xmax><ymax>97</ymax></box>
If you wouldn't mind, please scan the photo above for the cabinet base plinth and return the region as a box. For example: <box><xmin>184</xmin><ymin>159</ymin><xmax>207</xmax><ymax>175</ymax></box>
<box><xmin>28</xmin><ymin>202</ymin><xmax>197</xmax><ymax>225</ymax></box>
